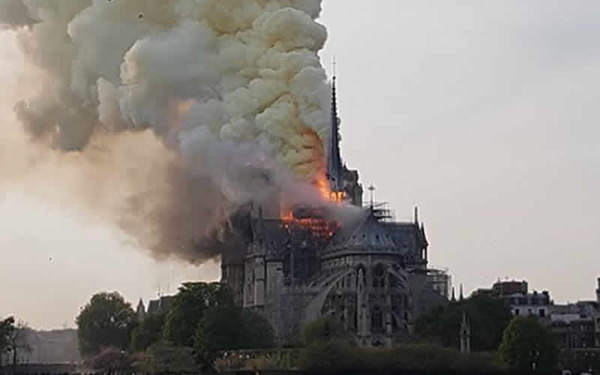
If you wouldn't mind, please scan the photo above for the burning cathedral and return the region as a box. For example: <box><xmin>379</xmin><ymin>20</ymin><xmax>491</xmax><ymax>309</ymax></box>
<box><xmin>221</xmin><ymin>77</ymin><xmax>449</xmax><ymax>347</ymax></box>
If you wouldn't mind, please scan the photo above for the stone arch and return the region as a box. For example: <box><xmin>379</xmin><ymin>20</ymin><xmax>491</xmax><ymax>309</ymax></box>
<box><xmin>386</xmin><ymin>265</ymin><xmax>409</xmax><ymax>292</ymax></box>
<box><xmin>302</xmin><ymin>268</ymin><xmax>355</xmax><ymax>325</ymax></box>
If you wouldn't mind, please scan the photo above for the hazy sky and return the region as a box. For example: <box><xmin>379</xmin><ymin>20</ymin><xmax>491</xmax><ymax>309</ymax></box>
<box><xmin>2</xmin><ymin>1</ymin><xmax>600</xmax><ymax>329</ymax></box>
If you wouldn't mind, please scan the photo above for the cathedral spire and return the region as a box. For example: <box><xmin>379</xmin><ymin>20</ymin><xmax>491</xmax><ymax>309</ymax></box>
<box><xmin>327</xmin><ymin>72</ymin><xmax>344</xmax><ymax>192</ymax></box>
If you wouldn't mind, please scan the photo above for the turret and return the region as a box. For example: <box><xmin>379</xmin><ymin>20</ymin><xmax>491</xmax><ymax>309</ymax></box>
<box><xmin>136</xmin><ymin>299</ymin><xmax>145</xmax><ymax>322</ymax></box>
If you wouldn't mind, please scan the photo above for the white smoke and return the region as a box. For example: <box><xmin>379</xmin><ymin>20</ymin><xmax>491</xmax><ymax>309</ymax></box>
<box><xmin>1</xmin><ymin>0</ymin><xmax>332</xmax><ymax>263</ymax></box>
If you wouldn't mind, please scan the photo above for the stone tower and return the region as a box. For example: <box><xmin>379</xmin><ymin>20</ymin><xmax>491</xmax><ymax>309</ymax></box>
<box><xmin>327</xmin><ymin>75</ymin><xmax>343</xmax><ymax>193</ymax></box>
<box><xmin>325</xmin><ymin>76</ymin><xmax>363</xmax><ymax>206</ymax></box>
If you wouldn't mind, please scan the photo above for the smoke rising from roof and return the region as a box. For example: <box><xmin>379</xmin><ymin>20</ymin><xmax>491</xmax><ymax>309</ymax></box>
<box><xmin>0</xmin><ymin>0</ymin><xmax>332</xmax><ymax>264</ymax></box>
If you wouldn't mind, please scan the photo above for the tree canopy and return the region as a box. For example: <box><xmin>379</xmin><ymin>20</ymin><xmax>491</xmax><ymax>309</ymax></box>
<box><xmin>239</xmin><ymin>308</ymin><xmax>275</xmax><ymax>349</ymax></box>
<box><xmin>302</xmin><ymin>317</ymin><xmax>349</xmax><ymax>345</ymax></box>
<box><xmin>130</xmin><ymin>313</ymin><xmax>166</xmax><ymax>352</ymax></box>
<box><xmin>415</xmin><ymin>294</ymin><xmax>512</xmax><ymax>351</ymax></box>
<box><xmin>136</xmin><ymin>342</ymin><xmax>198</xmax><ymax>374</ymax></box>
<box><xmin>194</xmin><ymin>306</ymin><xmax>274</xmax><ymax>354</ymax></box>
<box><xmin>84</xmin><ymin>346</ymin><xmax>132</xmax><ymax>372</ymax></box>
<box><xmin>163</xmin><ymin>282</ymin><xmax>232</xmax><ymax>347</ymax></box>
<box><xmin>499</xmin><ymin>316</ymin><xmax>557</xmax><ymax>372</ymax></box>
<box><xmin>0</xmin><ymin>317</ymin><xmax>15</xmax><ymax>356</ymax></box>
<box><xmin>76</xmin><ymin>292</ymin><xmax>136</xmax><ymax>356</ymax></box>
<box><xmin>0</xmin><ymin>317</ymin><xmax>31</xmax><ymax>365</ymax></box>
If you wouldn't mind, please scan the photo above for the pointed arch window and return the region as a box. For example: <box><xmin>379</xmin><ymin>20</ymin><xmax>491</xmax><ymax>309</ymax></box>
<box><xmin>373</xmin><ymin>264</ymin><xmax>386</xmax><ymax>288</ymax></box>
<box><xmin>371</xmin><ymin>305</ymin><xmax>384</xmax><ymax>332</ymax></box>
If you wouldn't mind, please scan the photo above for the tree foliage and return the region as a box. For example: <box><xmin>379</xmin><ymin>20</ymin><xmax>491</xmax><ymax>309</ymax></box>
<box><xmin>83</xmin><ymin>346</ymin><xmax>132</xmax><ymax>372</ymax></box>
<box><xmin>0</xmin><ymin>318</ymin><xmax>31</xmax><ymax>365</ymax></box>
<box><xmin>240</xmin><ymin>308</ymin><xmax>275</xmax><ymax>349</ymax></box>
<box><xmin>415</xmin><ymin>294</ymin><xmax>512</xmax><ymax>351</ymax></box>
<box><xmin>302</xmin><ymin>317</ymin><xmax>349</xmax><ymax>345</ymax></box>
<box><xmin>135</xmin><ymin>342</ymin><xmax>198</xmax><ymax>374</ymax></box>
<box><xmin>299</xmin><ymin>342</ymin><xmax>503</xmax><ymax>372</ymax></box>
<box><xmin>76</xmin><ymin>292</ymin><xmax>136</xmax><ymax>356</ymax></box>
<box><xmin>499</xmin><ymin>316</ymin><xmax>557</xmax><ymax>372</ymax></box>
<box><xmin>194</xmin><ymin>306</ymin><xmax>274</xmax><ymax>355</ymax></box>
<box><xmin>130</xmin><ymin>313</ymin><xmax>166</xmax><ymax>352</ymax></box>
<box><xmin>0</xmin><ymin>317</ymin><xmax>15</xmax><ymax>356</ymax></box>
<box><xmin>163</xmin><ymin>282</ymin><xmax>232</xmax><ymax>347</ymax></box>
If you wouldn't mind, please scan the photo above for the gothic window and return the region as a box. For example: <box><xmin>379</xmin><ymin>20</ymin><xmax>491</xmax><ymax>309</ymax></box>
<box><xmin>372</xmin><ymin>264</ymin><xmax>385</xmax><ymax>288</ymax></box>
<box><xmin>391</xmin><ymin>295</ymin><xmax>402</xmax><ymax>314</ymax></box>
<box><xmin>389</xmin><ymin>273</ymin><xmax>398</xmax><ymax>289</ymax></box>
<box><xmin>356</xmin><ymin>265</ymin><xmax>366</xmax><ymax>288</ymax></box>
<box><xmin>371</xmin><ymin>305</ymin><xmax>383</xmax><ymax>332</ymax></box>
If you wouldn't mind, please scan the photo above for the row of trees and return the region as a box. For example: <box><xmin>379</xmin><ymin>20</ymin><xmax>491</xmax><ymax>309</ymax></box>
<box><xmin>297</xmin><ymin>297</ymin><xmax>558</xmax><ymax>372</ymax></box>
<box><xmin>76</xmin><ymin>285</ymin><xmax>560</xmax><ymax>372</ymax></box>
<box><xmin>76</xmin><ymin>282</ymin><xmax>274</xmax><ymax>371</ymax></box>
<box><xmin>415</xmin><ymin>294</ymin><xmax>558</xmax><ymax>372</ymax></box>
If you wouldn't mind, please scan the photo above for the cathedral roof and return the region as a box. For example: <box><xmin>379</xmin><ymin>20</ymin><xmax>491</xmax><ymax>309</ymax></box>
<box><xmin>325</xmin><ymin>208</ymin><xmax>398</xmax><ymax>254</ymax></box>
<box><xmin>322</xmin><ymin>206</ymin><xmax>428</xmax><ymax>260</ymax></box>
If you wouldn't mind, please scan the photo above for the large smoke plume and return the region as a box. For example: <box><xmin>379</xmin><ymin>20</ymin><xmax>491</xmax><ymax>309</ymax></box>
<box><xmin>0</xmin><ymin>0</ymin><xmax>333</xmax><ymax>264</ymax></box>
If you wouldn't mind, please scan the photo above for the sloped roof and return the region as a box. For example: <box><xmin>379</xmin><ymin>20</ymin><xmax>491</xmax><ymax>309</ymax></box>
<box><xmin>147</xmin><ymin>296</ymin><xmax>174</xmax><ymax>315</ymax></box>
<box><xmin>326</xmin><ymin>209</ymin><xmax>397</xmax><ymax>253</ymax></box>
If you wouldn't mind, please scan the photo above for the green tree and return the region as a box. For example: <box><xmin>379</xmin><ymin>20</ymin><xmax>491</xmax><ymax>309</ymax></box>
<box><xmin>135</xmin><ymin>342</ymin><xmax>199</xmax><ymax>374</ymax></box>
<box><xmin>84</xmin><ymin>346</ymin><xmax>132</xmax><ymax>373</ymax></box>
<box><xmin>0</xmin><ymin>319</ymin><xmax>31</xmax><ymax>366</ymax></box>
<box><xmin>0</xmin><ymin>317</ymin><xmax>15</xmax><ymax>358</ymax></box>
<box><xmin>130</xmin><ymin>313</ymin><xmax>166</xmax><ymax>352</ymax></box>
<box><xmin>163</xmin><ymin>282</ymin><xmax>231</xmax><ymax>347</ymax></box>
<box><xmin>499</xmin><ymin>316</ymin><xmax>557</xmax><ymax>372</ymax></box>
<box><xmin>76</xmin><ymin>292</ymin><xmax>136</xmax><ymax>356</ymax></box>
<box><xmin>240</xmin><ymin>309</ymin><xmax>275</xmax><ymax>349</ymax></box>
<box><xmin>302</xmin><ymin>317</ymin><xmax>349</xmax><ymax>345</ymax></box>
<box><xmin>194</xmin><ymin>307</ymin><xmax>274</xmax><ymax>355</ymax></box>
<box><xmin>299</xmin><ymin>317</ymin><xmax>354</xmax><ymax>371</ymax></box>
<box><xmin>415</xmin><ymin>294</ymin><xmax>512</xmax><ymax>351</ymax></box>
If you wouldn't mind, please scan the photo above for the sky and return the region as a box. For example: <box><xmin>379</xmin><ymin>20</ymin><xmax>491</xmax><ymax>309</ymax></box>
<box><xmin>1</xmin><ymin>1</ymin><xmax>600</xmax><ymax>329</ymax></box>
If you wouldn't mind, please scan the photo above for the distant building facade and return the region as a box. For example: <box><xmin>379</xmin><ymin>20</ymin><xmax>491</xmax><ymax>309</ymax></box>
<box><xmin>476</xmin><ymin>278</ymin><xmax>600</xmax><ymax>364</ymax></box>
<box><xmin>136</xmin><ymin>295</ymin><xmax>175</xmax><ymax>322</ymax></box>
<box><xmin>475</xmin><ymin>279</ymin><xmax>551</xmax><ymax>318</ymax></box>
<box><xmin>0</xmin><ymin>329</ymin><xmax>80</xmax><ymax>366</ymax></box>
<box><xmin>426</xmin><ymin>268</ymin><xmax>452</xmax><ymax>300</ymax></box>
<box><xmin>549</xmin><ymin>301</ymin><xmax>599</xmax><ymax>350</ymax></box>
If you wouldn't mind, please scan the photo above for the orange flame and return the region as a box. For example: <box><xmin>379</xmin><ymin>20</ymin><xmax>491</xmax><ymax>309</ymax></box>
<box><xmin>280</xmin><ymin>210</ymin><xmax>340</xmax><ymax>239</ymax></box>
<box><xmin>315</xmin><ymin>173</ymin><xmax>346</xmax><ymax>203</ymax></box>
<box><xmin>277</xmin><ymin>171</ymin><xmax>345</xmax><ymax>240</ymax></box>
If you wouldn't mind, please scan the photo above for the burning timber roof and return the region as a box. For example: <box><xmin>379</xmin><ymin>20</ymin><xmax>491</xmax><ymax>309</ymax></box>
<box><xmin>253</xmin><ymin>218</ymin><xmax>333</xmax><ymax>258</ymax></box>
<box><xmin>249</xmin><ymin>206</ymin><xmax>427</xmax><ymax>262</ymax></box>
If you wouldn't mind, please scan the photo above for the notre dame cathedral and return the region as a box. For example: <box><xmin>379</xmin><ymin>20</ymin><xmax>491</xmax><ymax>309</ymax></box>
<box><xmin>221</xmin><ymin>76</ymin><xmax>449</xmax><ymax>347</ymax></box>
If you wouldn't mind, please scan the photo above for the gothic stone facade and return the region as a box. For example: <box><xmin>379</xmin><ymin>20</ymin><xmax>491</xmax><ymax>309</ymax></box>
<box><xmin>221</xmin><ymin>205</ymin><xmax>446</xmax><ymax>346</ymax></box>
<box><xmin>221</xmin><ymin>77</ymin><xmax>446</xmax><ymax>346</ymax></box>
